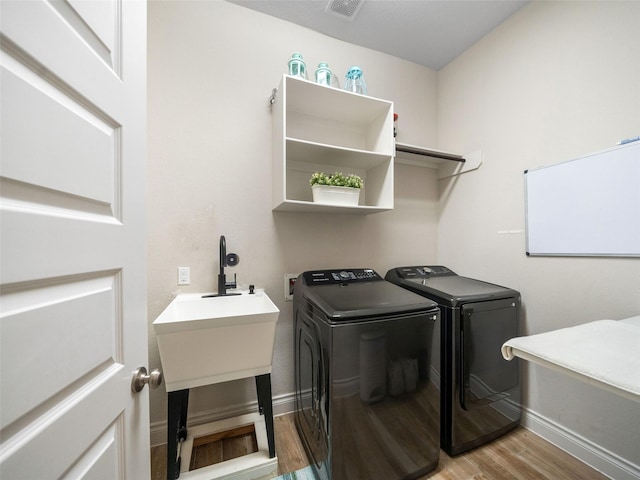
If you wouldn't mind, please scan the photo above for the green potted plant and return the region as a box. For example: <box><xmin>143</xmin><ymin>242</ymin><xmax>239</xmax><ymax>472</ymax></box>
<box><xmin>309</xmin><ymin>172</ymin><xmax>363</xmax><ymax>206</ymax></box>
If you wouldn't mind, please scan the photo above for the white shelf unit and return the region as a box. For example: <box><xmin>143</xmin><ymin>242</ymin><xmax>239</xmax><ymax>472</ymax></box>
<box><xmin>272</xmin><ymin>75</ymin><xmax>395</xmax><ymax>214</ymax></box>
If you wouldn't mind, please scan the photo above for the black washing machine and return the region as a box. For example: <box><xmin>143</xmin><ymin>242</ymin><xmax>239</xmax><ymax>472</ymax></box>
<box><xmin>294</xmin><ymin>268</ymin><xmax>441</xmax><ymax>480</ymax></box>
<box><xmin>385</xmin><ymin>265</ymin><xmax>521</xmax><ymax>456</ymax></box>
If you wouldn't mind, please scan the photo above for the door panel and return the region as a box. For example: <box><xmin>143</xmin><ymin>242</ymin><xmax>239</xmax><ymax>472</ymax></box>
<box><xmin>2</xmin><ymin>61</ymin><xmax>117</xmax><ymax>207</ymax></box>
<box><xmin>1</xmin><ymin>272</ymin><xmax>119</xmax><ymax>428</ymax></box>
<box><xmin>0</xmin><ymin>1</ymin><xmax>147</xmax><ymax>478</ymax></box>
<box><xmin>63</xmin><ymin>420</ymin><xmax>122</xmax><ymax>479</ymax></box>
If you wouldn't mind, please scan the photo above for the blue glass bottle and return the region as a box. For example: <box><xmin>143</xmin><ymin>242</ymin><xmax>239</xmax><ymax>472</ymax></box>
<box><xmin>288</xmin><ymin>53</ymin><xmax>307</xmax><ymax>79</ymax></box>
<box><xmin>344</xmin><ymin>66</ymin><xmax>367</xmax><ymax>95</ymax></box>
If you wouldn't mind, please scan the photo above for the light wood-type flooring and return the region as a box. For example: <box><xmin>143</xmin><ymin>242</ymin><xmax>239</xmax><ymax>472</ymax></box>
<box><xmin>150</xmin><ymin>412</ymin><xmax>609</xmax><ymax>480</ymax></box>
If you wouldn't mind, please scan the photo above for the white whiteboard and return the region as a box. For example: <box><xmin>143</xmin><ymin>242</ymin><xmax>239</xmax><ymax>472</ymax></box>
<box><xmin>525</xmin><ymin>141</ymin><xmax>640</xmax><ymax>257</ymax></box>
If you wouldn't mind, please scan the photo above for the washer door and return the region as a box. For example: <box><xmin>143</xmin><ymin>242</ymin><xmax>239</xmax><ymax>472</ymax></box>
<box><xmin>294</xmin><ymin>311</ymin><xmax>328</xmax><ymax>469</ymax></box>
<box><xmin>460</xmin><ymin>298</ymin><xmax>519</xmax><ymax>410</ymax></box>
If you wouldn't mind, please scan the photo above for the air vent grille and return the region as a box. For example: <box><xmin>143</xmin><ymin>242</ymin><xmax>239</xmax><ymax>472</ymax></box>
<box><xmin>326</xmin><ymin>0</ymin><xmax>364</xmax><ymax>20</ymax></box>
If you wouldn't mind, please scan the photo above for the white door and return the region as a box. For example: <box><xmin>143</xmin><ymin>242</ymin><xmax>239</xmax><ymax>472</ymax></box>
<box><xmin>0</xmin><ymin>1</ymin><xmax>149</xmax><ymax>478</ymax></box>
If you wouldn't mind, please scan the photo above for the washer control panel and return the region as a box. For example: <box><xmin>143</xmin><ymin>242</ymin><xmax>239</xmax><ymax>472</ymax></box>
<box><xmin>394</xmin><ymin>265</ymin><xmax>456</xmax><ymax>279</ymax></box>
<box><xmin>303</xmin><ymin>268</ymin><xmax>382</xmax><ymax>285</ymax></box>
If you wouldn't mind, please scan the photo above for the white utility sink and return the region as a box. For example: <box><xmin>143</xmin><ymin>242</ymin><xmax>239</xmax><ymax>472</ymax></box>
<box><xmin>153</xmin><ymin>289</ymin><xmax>280</xmax><ymax>392</ymax></box>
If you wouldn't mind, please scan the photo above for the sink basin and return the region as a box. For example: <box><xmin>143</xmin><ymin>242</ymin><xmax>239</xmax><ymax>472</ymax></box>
<box><xmin>153</xmin><ymin>290</ymin><xmax>280</xmax><ymax>392</ymax></box>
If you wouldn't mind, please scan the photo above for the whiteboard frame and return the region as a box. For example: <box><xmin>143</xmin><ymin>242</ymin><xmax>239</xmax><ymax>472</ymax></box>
<box><xmin>524</xmin><ymin>141</ymin><xmax>640</xmax><ymax>257</ymax></box>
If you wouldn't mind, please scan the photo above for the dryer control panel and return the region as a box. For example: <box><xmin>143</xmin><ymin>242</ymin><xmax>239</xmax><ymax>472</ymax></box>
<box><xmin>303</xmin><ymin>268</ymin><xmax>382</xmax><ymax>285</ymax></box>
<box><xmin>393</xmin><ymin>265</ymin><xmax>457</xmax><ymax>279</ymax></box>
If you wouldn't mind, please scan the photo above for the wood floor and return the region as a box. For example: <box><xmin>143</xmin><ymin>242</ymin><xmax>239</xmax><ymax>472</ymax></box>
<box><xmin>150</xmin><ymin>412</ymin><xmax>609</xmax><ymax>480</ymax></box>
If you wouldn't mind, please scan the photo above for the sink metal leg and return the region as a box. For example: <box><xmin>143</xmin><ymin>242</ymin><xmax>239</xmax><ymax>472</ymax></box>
<box><xmin>255</xmin><ymin>374</ymin><xmax>275</xmax><ymax>458</ymax></box>
<box><xmin>167</xmin><ymin>389</ymin><xmax>189</xmax><ymax>480</ymax></box>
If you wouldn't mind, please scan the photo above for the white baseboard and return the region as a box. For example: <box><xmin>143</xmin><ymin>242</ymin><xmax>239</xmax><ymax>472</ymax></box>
<box><xmin>150</xmin><ymin>391</ymin><xmax>296</xmax><ymax>447</ymax></box>
<box><xmin>522</xmin><ymin>406</ymin><xmax>640</xmax><ymax>480</ymax></box>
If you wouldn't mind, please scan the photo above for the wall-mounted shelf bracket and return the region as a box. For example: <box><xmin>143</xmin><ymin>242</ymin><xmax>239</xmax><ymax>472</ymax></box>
<box><xmin>269</xmin><ymin>88</ymin><xmax>278</xmax><ymax>105</ymax></box>
<box><xmin>437</xmin><ymin>150</ymin><xmax>482</xmax><ymax>179</ymax></box>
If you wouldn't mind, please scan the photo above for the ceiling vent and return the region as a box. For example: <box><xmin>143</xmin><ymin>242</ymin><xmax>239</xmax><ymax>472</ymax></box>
<box><xmin>326</xmin><ymin>0</ymin><xmax>364</xmax><ymax>21</ymax></box>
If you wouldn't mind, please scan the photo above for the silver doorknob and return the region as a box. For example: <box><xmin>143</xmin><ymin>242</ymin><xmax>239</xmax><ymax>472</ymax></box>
<box><xmin>131</xmin><ymin>366</ymin><xmax>163</xmax><ymax>393</ymax></box>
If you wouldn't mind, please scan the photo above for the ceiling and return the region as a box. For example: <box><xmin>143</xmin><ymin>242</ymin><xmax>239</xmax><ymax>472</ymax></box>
<box><xmin>227</xmin><ymin>0</ymin><xmax>529</xmax><ymax>70</ymax></box>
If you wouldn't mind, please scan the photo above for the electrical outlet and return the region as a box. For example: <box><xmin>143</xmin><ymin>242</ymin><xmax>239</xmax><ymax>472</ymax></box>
<box><xmin>284</xmin><ymin>273</ymin><xmax>299</xmax><ymax>301</ymax></box>
<box><xmin>177</xmin><ymin>267</ymin><xmax>190</xmax><ymax>285</ymax></box>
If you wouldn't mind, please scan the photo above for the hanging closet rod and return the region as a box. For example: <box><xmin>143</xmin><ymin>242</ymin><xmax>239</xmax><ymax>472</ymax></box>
<box><xmin>395</xmin><ymin>143</ymin><xmax>465</xmax><ymax>162</ymax></box>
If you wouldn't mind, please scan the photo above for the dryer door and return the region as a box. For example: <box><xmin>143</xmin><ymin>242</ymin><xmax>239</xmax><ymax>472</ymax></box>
<box><xmin>460</xmin><ymin>298</ymin><xmax>519</xmax><ymax>410</ymax></box>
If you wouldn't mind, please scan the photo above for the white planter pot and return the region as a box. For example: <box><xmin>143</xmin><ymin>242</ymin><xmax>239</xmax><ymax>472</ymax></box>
<box><xmin>311</xmin><ymin>185</ymin><xmax>361</xmax><ymax>206</ymax></box>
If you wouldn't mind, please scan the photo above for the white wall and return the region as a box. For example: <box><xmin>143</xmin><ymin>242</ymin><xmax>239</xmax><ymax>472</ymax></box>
<box><xmin>437</xmin><ymin>0</ymin><xmax>640</xmax><ymax>473</ymax></box>
<box><xmin>147</xmin><ymin>0</ymin><xmax>439</xmax><ymax>436</ymax></box>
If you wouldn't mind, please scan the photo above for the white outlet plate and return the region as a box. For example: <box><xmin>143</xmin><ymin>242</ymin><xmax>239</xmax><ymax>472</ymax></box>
<box><xmin>178</xmin><ymin>267</ymin><xmax>190</xmax><ymax>285</ymax></box>
<box><xmin>284</xmin><ymin>273</ymin><xmax>299</xmax><ymax>301</ymax></box>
